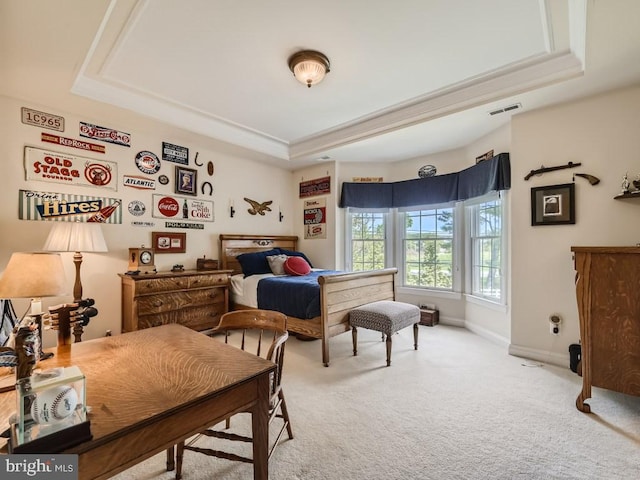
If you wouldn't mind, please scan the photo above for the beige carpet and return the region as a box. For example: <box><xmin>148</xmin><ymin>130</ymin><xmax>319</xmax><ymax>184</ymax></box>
<box><xmin>112</xmin><ymin>325</ymin><xmax>640</xmax><ymax>480</ymax></box>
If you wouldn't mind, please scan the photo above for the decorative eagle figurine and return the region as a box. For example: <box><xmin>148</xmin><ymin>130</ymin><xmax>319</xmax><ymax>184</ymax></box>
<box><xmin>244</xmin><ymin>198</ymin><xmax>273</xmax><ymax>216</ymax></box>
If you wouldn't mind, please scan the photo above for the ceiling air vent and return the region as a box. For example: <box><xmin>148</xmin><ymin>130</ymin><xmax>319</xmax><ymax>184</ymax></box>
<box><xmin>489</xmin><ymin>103</ymin><xmax>522</xmax><ymax>116</ymax></box>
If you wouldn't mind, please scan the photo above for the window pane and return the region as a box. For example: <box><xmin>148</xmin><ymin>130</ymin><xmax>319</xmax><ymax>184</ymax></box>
<box><xmin>402</xmin><ymin>208</ymin><xmax>454</xmax><ymax>290</ymax></box>
<box><xmin>469</xmin><ymin>198</ymin><xmax>502</xmax><ymax>301</ymax></box>
<box><xmin>350</xmin><ymin>211</ymin><xmax>386</xmax><ymax>272</ymax></box>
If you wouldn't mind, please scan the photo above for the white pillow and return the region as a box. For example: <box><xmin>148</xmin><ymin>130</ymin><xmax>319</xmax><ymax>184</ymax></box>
<box><xmin>266</xmin><ymin>254</ymin><xmax>288</xmax><ymax>275</ymax></box>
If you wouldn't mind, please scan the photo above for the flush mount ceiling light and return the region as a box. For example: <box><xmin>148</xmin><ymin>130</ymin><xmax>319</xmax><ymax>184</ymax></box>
<box><xmin>288</xmin><ymin>50</ymin><xmax>330</xmax><ymax>88</ymax></box>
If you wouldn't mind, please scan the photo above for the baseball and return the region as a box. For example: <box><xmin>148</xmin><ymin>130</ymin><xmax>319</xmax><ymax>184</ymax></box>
<box><xmin>30</xmin><ymin>385</ymin><xmax>78</xmax><ymax>424</ymax></box>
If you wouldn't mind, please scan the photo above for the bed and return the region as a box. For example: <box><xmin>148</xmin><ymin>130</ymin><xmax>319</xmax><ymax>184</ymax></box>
<box><xmin>219</xmin><ymin>234</ymin><xmax>398</xmax><ymax>366</ymax></box>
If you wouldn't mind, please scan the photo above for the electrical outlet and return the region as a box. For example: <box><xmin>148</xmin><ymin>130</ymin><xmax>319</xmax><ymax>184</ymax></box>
<box><xmin>549</xmin><ymin>314</ymin><xmax>561</xmax><ymax>335</ymax></box>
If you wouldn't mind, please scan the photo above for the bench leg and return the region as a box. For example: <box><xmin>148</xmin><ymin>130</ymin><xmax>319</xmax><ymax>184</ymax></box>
<box><xmin>386</xmin><ymin>334</ymin><xmax>392</xmax><ymax>366</ymax></box>
<box><xmin>352</xmin><ymin>326</ymin><xmax>358</xmax><ymax>356</ymax></box>
<box><xmin>414</xmin><ymin>323</ymin><xmax>419</xmax><ymax>350</ymax></box>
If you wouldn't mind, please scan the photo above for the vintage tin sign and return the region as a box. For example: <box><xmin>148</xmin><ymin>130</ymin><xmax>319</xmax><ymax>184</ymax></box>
<box><xmin>24</xmin><ymin>146</ymin><xmax>118</xmax><ymax>190</ymax></box>
<box><xmin>123</xmin><ymin>175</ymin><xmax>156</xmax><ymax>190</ymax></box>
<box><xmin>18</xmin><ymin>189</ymin><xmax>122</xmax><ymax>224</ymax></box>
<box><xmin>21</xmin><ymin>107</ymin><xmax>65</xmax><ymax>132</ymax></box>
<box><xmin>162</xmin><ymin>142</ymin><xmax>189</xmax><ymax>165</ymax></box>
<box><xmin>304</xmin><ymin>198</ymin><xmax>327</xmax><ymax>239</ymax></box>
<box><xmin>135</xmin><ymin>151</ymin><xmax>161</xmax><ymax>174</ymax></box>
<box><xmin>128</xmin><ymin>200</ymin><xmax>146</xmax><ymax>216</ymax></box>
<box><xmin>41</xmin><ymin>132</ymin><xmax>105</xmax><ymax>153</ymax></box>
<box><xmin>165</xmin><ymin>221</ymin><xmax>204</xmax><ymax>229</ymax></box>
<box><xmin>79</xmin><ymin>121</ymin><xmax>131</xmax><ymax>147</ymax></box>
<box><xmin>152</xmin><ymin>194</ymin><xmax>214</xmax><ymax>222</ymax></box>
<box><xmin>299</xmin><ymin>176</ymin><xmax>331</xmax><ymax>198</ymax></box>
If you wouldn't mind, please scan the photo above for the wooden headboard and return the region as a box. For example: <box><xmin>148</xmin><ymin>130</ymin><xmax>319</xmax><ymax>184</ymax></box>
<box><xmin>219</xmin><ymin>234</ymin><xmax>298</xmax><ymax>275</ymax></box>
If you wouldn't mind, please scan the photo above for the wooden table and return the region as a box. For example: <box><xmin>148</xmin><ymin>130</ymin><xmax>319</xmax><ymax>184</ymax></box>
<box><xmin>0</xmin><ymin>324</ymin><xmax>276</xmax><ymax>479</ymax></box>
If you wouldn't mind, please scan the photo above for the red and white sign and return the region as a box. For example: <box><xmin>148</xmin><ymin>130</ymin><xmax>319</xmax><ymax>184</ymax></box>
<box><xmin>41</xmin><ymin>132</ymin><xmax>105</xmax><ymax>153</ymax></box>
<box><xmin>299</xmin><ymin>176</ymin><xmax>331</xmax><ymax>198</ymax></box>
<box><xmin>24</xmin><ymin>146</ymin><xmax>117</xmax><ymax>191</ymax></box>
<box><xmin>79</xmin><ymin>121</ymin><xmax>130</xmax><ymax>147</ymax></box>
<box><xmin>303</xmin><ymin>198</ymin><xmax>326</xmax><ymax>239</ymax></box>
<box><xmin>152</xmin><ymin>194</ymin><xmax>214</xmax><ymax>222</ymax></box>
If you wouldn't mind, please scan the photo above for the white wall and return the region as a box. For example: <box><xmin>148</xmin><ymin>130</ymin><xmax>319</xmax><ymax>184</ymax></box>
<box><xmin>510</xmin><ymin>84</ymin><xmax>640</xmax><ymax>365</ymax></box>
<box><xmin>0</xmin><ymin>94</ymin><xmax>295</xmax><ymax>346</ymax></box>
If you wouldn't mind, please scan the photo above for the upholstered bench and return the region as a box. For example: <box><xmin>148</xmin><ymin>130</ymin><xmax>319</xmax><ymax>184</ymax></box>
<box><xmin>349</xmin><ymin>300</ymin><xmax>420</xmax><ymax>366</ymax></box>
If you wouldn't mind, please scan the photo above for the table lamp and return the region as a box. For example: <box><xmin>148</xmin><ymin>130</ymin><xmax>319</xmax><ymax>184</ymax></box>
<box><xmin>43</xmin><ymin>222</ymin><xmax>108</xmax><ymax>303</ymax></box>
<box><xmin>0</xmin><ymin>252</ymin><xmax>68</xmax><ymax>372</ymax></box>
<box><xmin>0</xmin><ymin>252</ymin><xmax>68</xmax><ymax>319</ymax></box>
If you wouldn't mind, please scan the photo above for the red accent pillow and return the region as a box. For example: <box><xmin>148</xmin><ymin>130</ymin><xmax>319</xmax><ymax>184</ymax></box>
<box><xmin>284</xmin><ymin>256</ymin><xmax>311</xmax><ymax>276</ymax></box>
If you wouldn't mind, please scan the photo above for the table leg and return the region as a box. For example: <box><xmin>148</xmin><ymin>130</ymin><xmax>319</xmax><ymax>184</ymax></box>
<box><xmin>252</xmin><ymin>373</ymin><xmax>270</xmax><ymax>480</ymax></box>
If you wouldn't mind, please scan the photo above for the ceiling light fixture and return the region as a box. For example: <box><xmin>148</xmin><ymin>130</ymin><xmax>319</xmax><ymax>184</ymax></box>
<box><xmin>288</xmin><ymin>50</ymin><xmax>330</xmax><ymax>88</ymax></box>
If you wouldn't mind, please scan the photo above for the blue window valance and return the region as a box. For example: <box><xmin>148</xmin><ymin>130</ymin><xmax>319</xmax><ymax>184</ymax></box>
<box><xmin>339</xmin><ymin>152</ymin><xmax>510</xmax><ymax>208</ymax></box>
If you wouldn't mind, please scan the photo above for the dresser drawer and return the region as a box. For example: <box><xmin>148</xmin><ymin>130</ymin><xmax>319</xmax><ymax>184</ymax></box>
<box><xmin>188</xmin><ymin>273</ymin><xmax>229</xmax><ymax>288</ymax></box>
<box><xmin>120</xmin><ymin>270</ymin><xmax>231</xmax><ymax>334</ymax></box>
<box><xmin>136</xmin><ymin>276</ymin><xmax>189</xmax><ymax>294</ymax></box>
<box><xmin>137</xmin><ymin>288</ymin><xmax>225</xmax><ymax>316</ymax></box>
<box><xmin>138</xmin><ymin>303</ymin><xmax>226</xmax><ymax>331</ymax></box>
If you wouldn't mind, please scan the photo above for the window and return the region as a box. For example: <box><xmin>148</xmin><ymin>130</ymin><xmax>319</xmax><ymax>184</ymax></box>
<box><xmin>346</xmin><ymin>209</ymin><xmax>388</xmax><ymax>271</ymax></box>
<box><xmin>467</xmin><ymin>195</ymin><xmax>504</xmax><ymax>302</ymax></box>
<box><xmin>401</xmin><ymin>207</ymin><xmax>455</xmax><ymax>290</ymax></box>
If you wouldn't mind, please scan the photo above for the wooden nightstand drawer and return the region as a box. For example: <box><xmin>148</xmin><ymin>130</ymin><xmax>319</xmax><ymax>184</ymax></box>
<box><xmin>419</xmin><ymin>308</ymin><xmax>439</xmax><ymax>326</ymax></box>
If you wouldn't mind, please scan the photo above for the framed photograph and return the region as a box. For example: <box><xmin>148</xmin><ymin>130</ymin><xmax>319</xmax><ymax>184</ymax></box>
<box><xmin>152</xmin><ymin>231</ymin><xmax>186</xmax><ymax>253</ymax></box>
<box><xmin>531</xmin><ymin>183</ymin><xmax>575</xmax><ymax>226</ymax></box>
<box><xmin>175</xmin><ymin>166</ymin><xmax>197</xmax><ymax>196</ymax></box>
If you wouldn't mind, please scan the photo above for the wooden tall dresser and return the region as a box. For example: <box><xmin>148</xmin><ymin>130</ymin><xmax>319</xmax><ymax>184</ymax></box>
<box><xmin>119</xmin><ymin>270</ymin><xmax>232</xmax><ymax>333</ymax></box>
<box><xmin>571</xmin><ymin>246</ymin><xmax>640</xmax><ymax>412</ymax></box>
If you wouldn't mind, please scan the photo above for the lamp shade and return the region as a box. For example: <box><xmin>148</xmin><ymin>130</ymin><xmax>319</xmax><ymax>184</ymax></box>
<box><xmin>0</xmin><ymin>252</ymin><xmax>68</xmax><ymax>298</ymax></box>
<box><xmin>288</xmin><ymin>50</ymin><xmax>330</xmax><ymax>88</ymax></box>
<box><xmin>43</xmin><ymin>222</ymin><xmax>108</xmax><ymax>253</ymax></box>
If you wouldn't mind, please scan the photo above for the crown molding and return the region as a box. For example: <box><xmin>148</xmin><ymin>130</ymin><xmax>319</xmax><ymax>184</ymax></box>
<box><xmin>289</xmin><ymin>51</ymin><xmax>584</xmax><ymax>160</ymax></box>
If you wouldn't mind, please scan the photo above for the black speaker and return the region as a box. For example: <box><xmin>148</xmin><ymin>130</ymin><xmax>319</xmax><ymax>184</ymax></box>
<box><xmin>569</xmin><ymin>343</ymin><xmax>581</xmax><ymax>373</ymax></box>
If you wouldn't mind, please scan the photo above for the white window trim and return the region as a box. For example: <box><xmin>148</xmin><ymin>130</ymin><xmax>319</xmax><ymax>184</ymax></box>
<box><xmin>464</xmin><ymin>192</ymin><xmax>508</xmax><ymax>306</ymax></box>
<box><xmin>395</xmin><ymin>202</ymin><xmax>463</xmax><ymax>293</ymax></box>
<box><xmin>344</xmin><ymin>207</ymin><xmax>393</xmax><ymax>271</ymax></box>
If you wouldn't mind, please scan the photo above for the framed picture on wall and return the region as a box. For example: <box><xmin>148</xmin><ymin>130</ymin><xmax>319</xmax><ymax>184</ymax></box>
<box><xmin>531</xmin><ymin>183</ymin><xmax>575</xmax><ymax>226</ymax></box>
<box><xmin>152</xmin><ymin>231</ymin><xmax>186</xmax><ymax>253</ymax></box>
<box><xmin>175</xmin><ymin>166</ymin><xmax>197</xmax><ymax>196</ymax></box>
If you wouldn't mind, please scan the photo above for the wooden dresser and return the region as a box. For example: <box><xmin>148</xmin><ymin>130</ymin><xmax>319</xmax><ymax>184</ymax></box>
<box><xmin>119</xmin><ymin>270</ymin><xmax>232</xmax><ymax>333</ymax></box>
<box><xmin>571</xmin><ymin>246</ymin><xmax>640</xmax><ymax>412</ymax></box>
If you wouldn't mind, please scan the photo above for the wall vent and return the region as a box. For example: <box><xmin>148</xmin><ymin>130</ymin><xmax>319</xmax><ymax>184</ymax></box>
<box><xmin>489</xmin><ymin>103</ymin><xmax>522</xmax><ymax>116</ymax></box>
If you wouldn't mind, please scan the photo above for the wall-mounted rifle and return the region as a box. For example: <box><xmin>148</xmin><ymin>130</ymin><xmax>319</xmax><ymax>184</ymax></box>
<box><xmin>524</xmin><ymin>161</ymin><xmax>581</xmax><ymax>181</ymax></box>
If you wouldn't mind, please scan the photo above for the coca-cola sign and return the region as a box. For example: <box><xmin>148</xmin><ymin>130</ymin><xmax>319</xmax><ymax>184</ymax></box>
<box><xmin>157</xmin><ymin>197</ymin><xmax>179</xmax><ymax>217</ymax></box>
<box><xmin>152</xmin><ymin>195</ymin><xmax>214</xmax><ymax>222</ymax></box>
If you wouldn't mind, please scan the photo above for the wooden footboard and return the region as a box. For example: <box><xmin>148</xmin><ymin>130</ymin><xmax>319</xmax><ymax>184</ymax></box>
<box><xmin>318</xmin><ymin>268</ymin><xmax>397</xmax><ymax>366</ymax></box>
<box><xmin>219</xmin><ymin>234</ymin><xmax>397</xmax><ymax>366</ymax></box>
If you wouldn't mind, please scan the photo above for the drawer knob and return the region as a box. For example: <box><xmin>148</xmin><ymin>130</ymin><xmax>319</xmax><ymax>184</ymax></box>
<box><xmin>153</xmin><ymin>300</ymin><xmax>164</xmax><ymax>307</ymax></box>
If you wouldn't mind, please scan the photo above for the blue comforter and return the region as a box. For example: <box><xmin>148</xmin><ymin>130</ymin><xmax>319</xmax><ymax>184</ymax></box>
<box><xmin>257</xmin><ymin>270</ymin><xmax>340</xmax><ymax>319</ymax></box>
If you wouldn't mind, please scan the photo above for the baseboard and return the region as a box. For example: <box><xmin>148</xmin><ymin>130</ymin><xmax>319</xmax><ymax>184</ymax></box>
<box><xmin>439</xmin><ymin>315</ymin><xmax>465</xmax><ymax>328</ymax></box>
<box><xmin>508</xmin><ymin>343</ymin><xmax>569</xmax><ymax>368</ymax></box>
<box><xmin>439</xmin><ymin>317</ymin><xmax>570</xmax><ymax>369</ymax></box>
<box><xmin>464</xmin><ymin>321</ymin><xmax>510</xmax><ymax>349</ymax></box>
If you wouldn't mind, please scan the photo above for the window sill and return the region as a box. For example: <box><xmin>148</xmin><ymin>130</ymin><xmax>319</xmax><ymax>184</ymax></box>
<box><xmin>464</xmin><ymin>294</ymin><xmax>508</xmax><ymax>313</ymax></box>
<box><xmin>397</xmin><ymin>286</ymin><xmax>462</xmax><ymax>300</ymax></box>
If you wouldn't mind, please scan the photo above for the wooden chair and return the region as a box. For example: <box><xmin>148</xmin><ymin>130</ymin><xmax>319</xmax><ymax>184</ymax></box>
<box><xmin>173</xmin><ymin>309</ymin><xmax>293</xmax><ymax>479</ymax></box>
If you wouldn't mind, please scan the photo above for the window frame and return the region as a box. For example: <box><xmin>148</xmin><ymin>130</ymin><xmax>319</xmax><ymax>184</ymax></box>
<box><xmin>344</xmin><ymin>207</ymin><xmax>392</xmax><ymax>271</ymax></box>
<box><xmin>395</xmin><ymin>202</ymin><xmax>463</xmax><ymax>294</ymax></box>
<box><xmin>464</xmin><ymin>192</ymin><xmax>507</xmax><ymax>305</ymax></box>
